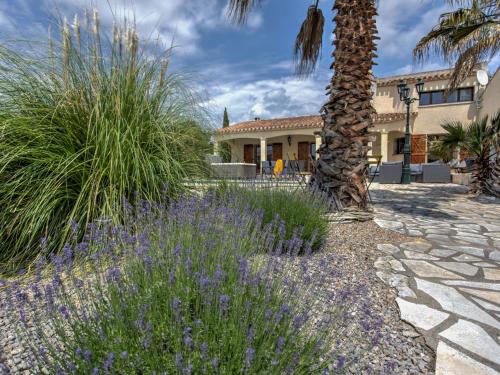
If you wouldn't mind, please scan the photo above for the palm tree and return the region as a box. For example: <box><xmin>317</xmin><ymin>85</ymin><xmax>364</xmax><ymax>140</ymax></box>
<box><xmin>227</xmin><ymin>0</ymin><xmax>378</xmax><ymax>210</ymax></box>
<box><xmin>441</xmin><ymin>113</ymin><xmax>500</xmax><ymax>196</ymax></box>
<box><xmin>414</xmin><ymin>0</ymin><xmax>499</xmax><ymax>89</ymax></box>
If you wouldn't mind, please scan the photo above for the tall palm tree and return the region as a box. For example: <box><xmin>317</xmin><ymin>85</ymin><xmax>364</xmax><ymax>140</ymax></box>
<box><xmin>414</xmin><ymin>0</ymin><xmax>499</xmax><ymax>89</ymax></box>
<box><xmin>227</xmin><ymin>0</ymin><xmax>378</xmax><ymax>210</ymax></box>
<box><xmin>441</xmin><ymin>113</ymin><xmax>500</xmax><ymax>196</ymax></box>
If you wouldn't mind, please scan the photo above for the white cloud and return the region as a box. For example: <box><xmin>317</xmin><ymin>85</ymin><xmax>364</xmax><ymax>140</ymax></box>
<box><xmin>376</xmin><ymin>0</ymin><xmax>452</xmax><ymax>59</ymax></box>
<box><xmin>33</xmin><ymin>0</ymin><xmax>262</xmax><ymax>56</ymax></box>
<box><xmin>392</xmin><ymin>61</ymin><xmax>450</xmax><ymax>76</ymax></box>
<box><xmin>204</xmin><ymin>67</ymin><xmax>330</xmax><ymax>124</ymax></box>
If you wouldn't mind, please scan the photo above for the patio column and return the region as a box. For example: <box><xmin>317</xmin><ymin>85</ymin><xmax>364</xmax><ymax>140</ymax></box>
<box><xmin>380</xmin><ymin>131</ymin><xmax>389</xmax><ymax>162</ymax></box>
<box><xmin>315</xmin><ymin>136</ymin><xmax>321</xmax><ymax>160</ymax></box>
<box><xmin>213</xmin><ymin>141</ymin><xmax>220</xmax><ymax>156</ymax></box>
<box><xmin>260</xmin><ymin>138</ymin><xmax>267</xmax><ymax>162</ymax></box>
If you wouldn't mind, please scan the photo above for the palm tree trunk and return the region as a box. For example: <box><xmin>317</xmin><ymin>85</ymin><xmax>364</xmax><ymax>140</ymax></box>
<box><xmin>485</xmin><ymin>148</ymin><xmax>500</xmax><ymax>197</ymax></box>
<box><xmin>311</xmin><ymin>0</ymin><xmax>378</xmax><ymax>210</ymax></box>
<box><xmin>470</xmin><ymin>147</ymin><xmax>493</xmax><ymax>195</ymax></box>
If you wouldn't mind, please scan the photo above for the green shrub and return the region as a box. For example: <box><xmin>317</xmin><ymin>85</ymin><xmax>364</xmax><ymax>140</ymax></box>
<box><xmin>0</xmin><ymin>11</ymin><xmax>211</xmax><ymax>272</ymax></box>
<box><xmin>216</xmin><ymin>184</ymin><xmax>330</xmax><ymax>251</ymax></box>
<box><xmin>5</xmin><ymin>194</ymin><xmax>382</xmax><ymax>373</ymax></box>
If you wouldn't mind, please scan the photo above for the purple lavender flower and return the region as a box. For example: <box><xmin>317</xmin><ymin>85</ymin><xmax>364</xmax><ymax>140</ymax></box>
<box><xmin>120</xmin><ymin>351</ymin><xmax>128</xmax><ymax>360</ymax></box>
<box><xmin>336</xmin><ymin>355</ymin><xmax>346</xmax><ymax>369</ymax></box>
<box><xmin>183</xmin><ymin>327</ymin><xmax>193</xmax><ymax>349</ymax></box>
<box><xmin>211</xmin><ymin>358</ymin><xmax>219</xmax><ymax>369</ymax></box>
<box><xmin>275</xmin><ymin>336</ymin><xmax>285</xmax><ymax>354</ymax></box>
<box><xmin>245</xmin><ymin>347</ymin><xmax>255</xmax><ymax>367</ymax></box>
<box><xmin>246</xmin><ymin>326</ymin><xmax>255</xmax><ymax>342</ymax></box>
<box><xmin>103</xmin><ymin>352</ymin><xmax>115</xmax><ymax>372</ymax></box>
<box><xmin>175</xmin><ymin>353</ymin><xmax>183</xmax><ymax>370</ymax></box>
<box><xmin>219</xmin><ymin>295</ymin><xmax>230</xmax><ymax>315</ymax></box>
<box><xmin>83</xmin><ymin>350</ymin><xmax>92</xmax><ymax>362</ymax></box>
<box><xmin>59</xmin><ymin>305</ymin><xmax>70</xmax><ymax>319</ymax></box>
<box><xmin>200</xmin><ymin>342</ymin><xmax>208</xmax><ymax>360</ymax></box>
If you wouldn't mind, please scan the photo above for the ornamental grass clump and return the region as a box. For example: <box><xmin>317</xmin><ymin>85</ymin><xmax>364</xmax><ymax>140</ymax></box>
<box><xmin>3</xmin><ymin>193</ymin><xmax>383</xmax><ymax>374</ymax></box>
<box><xmin>0</xmin><ymin>10</ymin><xmax>211</xmax><ymax>272</ymax></box>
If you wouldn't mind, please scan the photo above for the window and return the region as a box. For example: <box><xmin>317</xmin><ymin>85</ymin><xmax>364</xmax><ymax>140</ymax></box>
<box><xmin>431</xmin><ymin>91</ymin><xmax>445</xmax><ymax>104</ymax></box>
<box><xmin>310</xmin><ymin>143</ymin><xmax>317</xmax><ymax>160</ymax></box>
<box><xmin>266</xmin><ymin>145</ymin><xmax>273</xmax><ymax>161</ymax></box>
<box><xmin>394</xmin><ymin>137</ymin><xmax>405</xmax><ymax>155</ymax></box>
<box><xmin>459</xmin><ymin>87</ymin><xmax>473</xmax><ymax>102</ymax></box>
<box><xmin>420</xmin><ymin>92</ymin><xmax>431</xmax><ymax>106</ymax></box>
<box><xmin>446</xmin><ymin>90</ymin><xmax>458</xmax><ymax>103</ymax></box>
<box><xmin>420</xmin><ymin>87</ymin><xmax>474</xmax><ymax>106</ymax></box>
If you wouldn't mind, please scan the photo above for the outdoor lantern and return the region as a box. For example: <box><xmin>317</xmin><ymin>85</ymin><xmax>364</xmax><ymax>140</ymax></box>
<box><xmin>397</xmin><ymin>80</ymin><xmax>408</xmax><ymax>101</ymax></box>
<box><xmin>287</xmin><ymin>135</ymin><xmax>292</xmax><ymax>146</ymax></box>
<box><xmin>415</xmin><ymin>78</ymin><xmax>425</xmax><ymax>94</ymax></box>
<box><xmin>398</xmin><ymin>77</ymin><xmax>424</xmax><ymax>185</ymax></box>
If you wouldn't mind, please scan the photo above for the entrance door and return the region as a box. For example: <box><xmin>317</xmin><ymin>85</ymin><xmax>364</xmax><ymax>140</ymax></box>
<box><xmin>244</xmin><ymin>144</ymin><xmax>254</xmax><ymax>164</ymax></box>
<box><xmin>272</xmin><ymin>143</ymin><xmax>283</xmax><ymax>161</ymax></box>
<box><xmin>298</xmin><ymin>142</ymin><xmax>309</xmax><ymax>171</ymax></box>
<box><xmin>411</xmin><ymin>135</ymin><xmax>427</xmax><ymax>164</ymax></box>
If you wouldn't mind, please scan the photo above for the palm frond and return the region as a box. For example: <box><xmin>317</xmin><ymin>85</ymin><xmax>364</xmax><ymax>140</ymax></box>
<box><xmin>441</xmin><ymin>120</ymin><xmax>468</xmax><ymax>149</ymax></box>
<box><xmin>226</xmin><ymin>0</ymin><xmax>260</xmax><ymax>24</ymax></box>
<box><xmin>414</xmin><ymin>0</ymin><xmax>499</xmax><ymax>89</ymax></box>
<box><xmin>449</xmin><ymin>34</ymin><xmax>500</xmax><ymax>88</ymax></box>
<box><xmin>294</xmin><ymin>5</ymin><xmax>324</xmax><ymax>76</ymax></box>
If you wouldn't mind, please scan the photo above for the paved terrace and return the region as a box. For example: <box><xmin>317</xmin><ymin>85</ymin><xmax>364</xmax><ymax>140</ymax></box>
<box><xmin>371</xmin><ymin>183</ymin><xmax>500</xmax><ymax>374</ymax></box>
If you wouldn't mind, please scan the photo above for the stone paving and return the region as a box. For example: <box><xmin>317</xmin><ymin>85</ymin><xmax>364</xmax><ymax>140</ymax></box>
<box><xmin>371</xmin><ymin>183</ymin><xmax>500</xmax><ymax>374</ymax></box>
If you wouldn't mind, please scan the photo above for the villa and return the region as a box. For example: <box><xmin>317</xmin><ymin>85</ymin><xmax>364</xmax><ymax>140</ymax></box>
<box><xmin>214</xmin><ymin>66</ymin><xmax>500</xmax><ymax>171</ymax></box>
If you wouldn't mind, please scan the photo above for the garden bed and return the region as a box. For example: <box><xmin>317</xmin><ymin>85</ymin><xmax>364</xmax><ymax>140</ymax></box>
<box><xmin>0</xmin><ymin>219</ymin><xmax>435</xmax><ymax>374</ymax></box>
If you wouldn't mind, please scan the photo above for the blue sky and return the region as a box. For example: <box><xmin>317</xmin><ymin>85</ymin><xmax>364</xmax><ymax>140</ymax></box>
<box><xmin>1</xmin><ymin>0</ymin><xmax>498</xmax><ymax>125</ymax></box>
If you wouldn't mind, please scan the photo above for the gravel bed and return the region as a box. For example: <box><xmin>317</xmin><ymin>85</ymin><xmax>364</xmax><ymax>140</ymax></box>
<box><xmin>0</xmin><ymin>220</ymin><xmax>435</xmax><ymax>374</ymax></box>
<box><xmin>325</xmin><ymin>220</ymin><xmax>435</xmax><ymax>374</ymax></box>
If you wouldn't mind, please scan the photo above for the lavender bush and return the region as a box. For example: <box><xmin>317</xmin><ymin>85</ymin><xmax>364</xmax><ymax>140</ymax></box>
<box><xmin>214</xmin><ymin>184</ymin><xmax>332</xmax><ymax>251</ymax></box>
<box><xmin>3</xmin><ymin>192</ymin><xmax>383</xmax><ymax>374</ymax></box>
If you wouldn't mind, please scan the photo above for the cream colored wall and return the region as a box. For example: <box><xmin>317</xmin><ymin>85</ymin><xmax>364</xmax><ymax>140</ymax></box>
<box><xmin>414</xmin><ymin>103</ymin><xmax>475</xmax><ymax>134</ymax></box>
<box><xmin>479</xmin><ymin>69</ymin><xmax>500</xmax><ymax>119</ymax></box>
<box><xmin>227</xmin><ymin>135</ymin><xmax>316</xmax><ymax>162</ymax></box>
<box><xmin>374</xmin><ymin>76</ymin><xmax>479</xmax><ymax>135</ymax></box>
<box><xmin>388</xmin><ymin>131</ymin><xmax>405</xmax><ymax>162</ymax></box>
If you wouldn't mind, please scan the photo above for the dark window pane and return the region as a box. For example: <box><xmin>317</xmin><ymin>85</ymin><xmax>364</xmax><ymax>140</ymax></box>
<box><xmin>419</xmin><ymin>92</ymin><xmax>431</xmax><ymax>106</ymax></box>
<box><xmin>431</xmin><ymin>91</ymin><xmax>445</xmax><ymax>104</ymax></box>
<box><xmin>459</xmin><ymin>88</ymin><xmax>473</xmax><ymax>102</ymax></box>
<box><xmin>266</xmin><ymin>145</ymin><xmax>272</xmax><ymax>161</ymax></box>
<box><xmin>310</xmin><ymin>143</ymin><xmax>316</xmax><ymax>160</ymax></box>
<box><xmin>447</xmin><ymin>90</ymin><xmax>458</xmax><ymax>103</ymax></box>
<box><xmin>394</xmin><ymin>137</ymin><xmax>405</xmax><ymax>154</ymax></box>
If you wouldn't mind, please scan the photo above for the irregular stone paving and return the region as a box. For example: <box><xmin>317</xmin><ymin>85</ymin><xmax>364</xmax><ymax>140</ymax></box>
<box><xmin>371</xmin><ymin>183</ymin><xmax>500</xmax><ymax>374</ymax></box>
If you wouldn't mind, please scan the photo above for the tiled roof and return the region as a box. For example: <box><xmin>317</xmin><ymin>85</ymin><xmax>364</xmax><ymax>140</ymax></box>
<box><xmin>217</xmin><ymin>115</ymin><xmax>322</xmax><ymax>135</ymax></box>
<box><xmin>217</xmin><ymin>113</ymin><xmax>418</xmax><ymax>135</ymax></box>
<box><xmin>375</xmin><ymin>65</ymin><xmax>483</xmax><ymax>87</ymax></box>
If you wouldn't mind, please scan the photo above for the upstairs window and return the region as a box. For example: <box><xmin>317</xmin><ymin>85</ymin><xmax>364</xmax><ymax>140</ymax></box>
<box><xmin>419</xmin><ymin>87</ymin><xmax>474</xmax><ymax>106</ymax></box>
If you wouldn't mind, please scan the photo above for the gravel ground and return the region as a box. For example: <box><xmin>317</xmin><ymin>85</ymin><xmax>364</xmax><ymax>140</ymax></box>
<box><xmin>325</xmin><ymin>220</ymin><xmax>435</xmax><ymax>374</ymax></box>
<box><xmin>0</xmin><ymin>220</ymin><xmax>435</xmax><ymax>374</ymax></box>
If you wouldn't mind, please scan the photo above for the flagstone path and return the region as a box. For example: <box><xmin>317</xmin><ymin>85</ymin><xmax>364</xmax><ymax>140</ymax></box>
<box><xmin>371</xmin><ymin>183</ymin><xmax>500</xmax><ymax>374</ymax></box>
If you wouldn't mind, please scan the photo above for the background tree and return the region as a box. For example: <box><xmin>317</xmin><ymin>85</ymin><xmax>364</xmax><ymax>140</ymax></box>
<box><xmin>227</xmin><ymin>0</ymin><xmax>378</xmax><ymax>210</ymax></box>
<box><xmin>441</xmin><ymin>113</ymin><xmax>500</xmax><ymax>196</ymax></box>
<box><xmin>220</xmin><ymin>107</ymin><xmax>232</xmax><ymax>163</ymax></box>
<box><xmin>414</xmin><ymin>0</ymin><xmax>499</xmax><ymax>89</ymax></box>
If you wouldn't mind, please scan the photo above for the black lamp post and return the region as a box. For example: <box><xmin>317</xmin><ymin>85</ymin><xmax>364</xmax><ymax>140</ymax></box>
<box><xmin>397</xmin><ymin>78</ymin><xmax>425</xmax><ymax>184</ymax></box>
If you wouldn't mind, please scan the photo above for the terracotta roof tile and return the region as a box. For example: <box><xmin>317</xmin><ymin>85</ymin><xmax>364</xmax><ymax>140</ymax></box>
<box><xmin>217</xmin><ymin>113</ymin><xmax>418</xmax><ymax>135</ymax></box>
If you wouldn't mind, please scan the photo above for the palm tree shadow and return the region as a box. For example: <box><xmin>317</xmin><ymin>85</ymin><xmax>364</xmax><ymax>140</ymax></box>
<box><xmin>369</xmin><ymin>185</ymin><xmax>471</xmax><ymax>220</ymax></box>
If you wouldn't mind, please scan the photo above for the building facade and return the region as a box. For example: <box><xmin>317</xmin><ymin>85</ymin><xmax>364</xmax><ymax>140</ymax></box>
<box><xmin>214</xmin><ymin>67</ymin><xmax>500</xmax><ymax>170</ymax></box>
